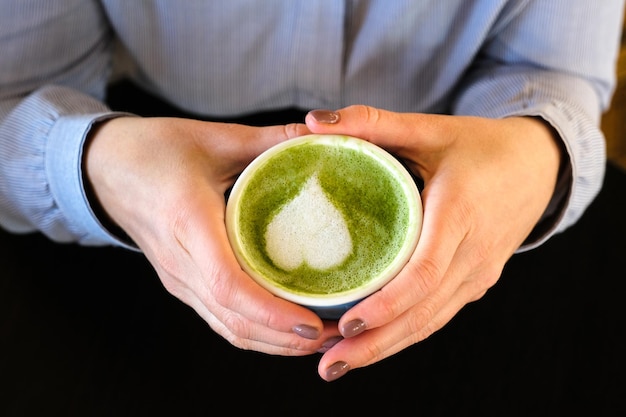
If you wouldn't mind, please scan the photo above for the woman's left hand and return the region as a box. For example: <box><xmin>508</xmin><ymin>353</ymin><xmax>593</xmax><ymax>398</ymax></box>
<box><xmin>305</xmin><ymin>105</ymin><xmax>562</xmax><ymax>381</ymax></box>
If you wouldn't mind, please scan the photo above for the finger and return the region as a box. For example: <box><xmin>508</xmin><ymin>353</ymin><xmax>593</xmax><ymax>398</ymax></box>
<box><xmin>249</xmin><ymin>122</ymin><xmax>311</xmax><ymax>153</ymax></box>
<box><xmin>305</xmin><ymin>105</ymin><xmax>451</xmax><ymax>157</ymax></box>
<box><xmin>183</xmin><ymin>288</ymin><xmax>338</xmax><ymax>356</ymax></box>
<box><xmin>195</xmin><ymin>235</ymin><xmax>325</xmax><ymax>337</ymax></box>
<box><xmin>318</xmin><ymin>278</ymin><xmax>483</xmax><ymax>381</ymax></box>
<box><xmin>177</xmin><ymin>190</ymin><xmax>327</xmax><ymax>338</ymax></box>
<box><xmin>163</xmin><ymin>252</ymin><xmax>338</xmax><ymax>355</ymax></box>
<box><xmin>337</xmin><ymin>181</ymin><xmax>470</xmax><ymax>334</ymax></box>
<box><xmin>218</xmin><ymin>122</ymin><xmax>311</xmax><ymax>165</ymax></box>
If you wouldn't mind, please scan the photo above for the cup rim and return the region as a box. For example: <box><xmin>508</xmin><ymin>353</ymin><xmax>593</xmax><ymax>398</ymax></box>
<box><xmin>226</xmin><ymin>134</ymin><xmax>423</xmax><ymax>307</ymax></box>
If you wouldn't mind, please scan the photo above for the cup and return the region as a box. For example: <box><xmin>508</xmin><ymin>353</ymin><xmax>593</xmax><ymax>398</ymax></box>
<box><xmin>225</xmin><ymin>134</ymin><xmax>422</xmax><ymax>319</ymax></box>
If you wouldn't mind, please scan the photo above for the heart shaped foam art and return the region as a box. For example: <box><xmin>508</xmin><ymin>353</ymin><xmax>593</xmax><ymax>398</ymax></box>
<box><xmin>225</xmin><ymin>134</ymin><xmax>422</xmax><ymax>311</ymax></box>
<box><xmin>264</xmin><ymin>174</ymin><xmax>352</xmax><ymax>271</ymax></box>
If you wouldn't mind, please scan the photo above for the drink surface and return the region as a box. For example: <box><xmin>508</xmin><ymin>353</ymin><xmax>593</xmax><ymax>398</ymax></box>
<box><xmin>231</xmin><ymin>137</ymin><xmax>416</xmax><ymax>297</ymax></box>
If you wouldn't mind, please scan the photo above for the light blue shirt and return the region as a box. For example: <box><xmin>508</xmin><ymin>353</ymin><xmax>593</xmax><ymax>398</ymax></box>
<box><xmin>1</xmin><ymin>1</ymin><xmax>624</xmax><ymax>249</ymax></box>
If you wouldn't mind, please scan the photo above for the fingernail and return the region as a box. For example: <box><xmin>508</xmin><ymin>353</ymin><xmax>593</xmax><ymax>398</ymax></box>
<box><xmin>292</xmin><ymin>324</ymin><xmax>321</xmax><ymax>340</ymax></box>
<box><xmin>309</xmin><ymin>109</ymin><xmax>340</xmax><ymax>124</ymax></box>
<box><xmin>341</xmin><ymin>319</ymin><xmax>366</xmax><ymax>338</ymax></box>
<box><xmin>317</xmin><ymin>336</ymin><xmax>343</xmax><ymax>353</ymax></box>
<box><xmin>325</xmin><ymin>361</ymin><xmax>350</xmax><ymax>382</ymax></box>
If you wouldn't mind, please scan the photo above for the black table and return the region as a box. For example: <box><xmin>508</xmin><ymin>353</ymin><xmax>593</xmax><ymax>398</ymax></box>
<box><xmin>2</xmin><ymin>84</ymin><xmax>625</xmax><ymax>416</ymax></box>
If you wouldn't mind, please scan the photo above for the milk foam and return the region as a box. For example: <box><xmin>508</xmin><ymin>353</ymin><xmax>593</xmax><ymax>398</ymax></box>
<box><xmin>264</xmin><ymin>174</ymin><xmax>353</xmax><ymax>271</ymax></box>
<box><xmin>229</xmin><ymin>135</ymin><xmax>421</xmax><ymax>297</ymax></box>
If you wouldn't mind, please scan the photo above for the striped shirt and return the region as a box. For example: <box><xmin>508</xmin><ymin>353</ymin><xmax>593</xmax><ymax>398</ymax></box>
<box><xmin>0</xmin><ymin>0</ymin><xmax>624</xmax><ymax>248</ymax></box>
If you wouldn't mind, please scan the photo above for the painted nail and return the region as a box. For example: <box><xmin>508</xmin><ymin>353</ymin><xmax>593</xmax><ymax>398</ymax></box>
<box><xmin>317</xmin><ymin>336</ymin><xmax>343</xmax><ymax>353</ymax></box>
<box><xmin>341</xmin><ymin>319</ymin><xmax>366</xmax><ymax>338</ymax></box>
<box><xmin>292</xmin><ymin>324</ymin><xmax>321</xmax><ymax>340</ymax></box>
<box><xmin>309</xmin><ymin>109</ymin><xmax>340</xmax><ymax>124</ymax></box>
<box><xmin>325</xmin><ymin>361</ymin><xmax>350</xmax><ymax>382</ymax></box>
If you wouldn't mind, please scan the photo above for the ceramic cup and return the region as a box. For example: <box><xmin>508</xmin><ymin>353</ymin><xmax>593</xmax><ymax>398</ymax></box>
<box><xmin>225</xmin><ymin>134</ymin><xmax>422</xmax><ymax>319</ymax></box>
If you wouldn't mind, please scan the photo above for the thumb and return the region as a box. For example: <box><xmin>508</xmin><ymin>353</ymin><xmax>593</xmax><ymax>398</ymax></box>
<box><xmin>221</xmin><ymin>122</ymin><xmax>311</xmax><ymax>168</ymax></box>
<box><xmin>247</xmin><ymin>122</ymin><xmax>311</xmax><ymax>156</ymax></box>
<box><xmin>305</xmin><ymin>105</ymin><xmax>447</xmax><ymax>157</ymax></box>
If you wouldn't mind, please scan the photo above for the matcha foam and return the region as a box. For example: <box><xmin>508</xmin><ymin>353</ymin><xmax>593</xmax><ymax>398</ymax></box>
<box><xmin>229</xmin><ymin>136</ymin><xmax>418</xmax><ymax>297</ymax></box>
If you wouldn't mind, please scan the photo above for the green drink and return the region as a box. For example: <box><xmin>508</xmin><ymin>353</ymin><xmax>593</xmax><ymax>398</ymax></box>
<box><xmin>226</xmin><ymin>134</ymin><xmax>422</xmax><ymax>319</ymax></box>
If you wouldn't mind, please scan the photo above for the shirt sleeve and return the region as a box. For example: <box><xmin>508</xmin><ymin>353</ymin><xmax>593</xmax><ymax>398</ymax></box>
<box><xmin>0</xmin><ymin>2</ymin><xmax>133</xmax><ymax>248</ymax></box>
<box><xmin>451</xmin><ymin>0</ymin><xmax>625</xmax><ymax>251</ymax></box>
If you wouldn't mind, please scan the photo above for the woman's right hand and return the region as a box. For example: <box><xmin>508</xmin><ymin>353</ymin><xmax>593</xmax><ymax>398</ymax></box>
<box><xmin>84</xmin><ymin>116</ymin><xmax>342</xmax><ymax>355</ymax></box>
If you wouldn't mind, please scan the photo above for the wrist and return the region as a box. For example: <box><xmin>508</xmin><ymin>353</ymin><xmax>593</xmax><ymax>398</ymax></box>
<box><xmin>514</xmin><ymin>116</ymin><xmax>571</xmax><ymax>249</ymax></box>
<box><xmin>82</xmin><ymin>115</ymin><xmax>139</xmax><ymax>247</ymax></box>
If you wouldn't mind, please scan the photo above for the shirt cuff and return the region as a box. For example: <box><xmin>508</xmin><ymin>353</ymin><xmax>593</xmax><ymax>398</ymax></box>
<box><xmin>515</xmin><ymin>104</ymin><xmax>603</xmax><ymax>252</ymax></box>
<box><xmin>46</xmin><ymin>112</ymin><xmax>137</xmax><ymax>250</ymax></box>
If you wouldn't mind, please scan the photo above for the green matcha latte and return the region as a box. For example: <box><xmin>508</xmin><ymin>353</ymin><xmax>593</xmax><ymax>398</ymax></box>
<box><xmin>226</xmin><ymin>134</ymin><xmax>422</xmax><ymax>314</ymax></box>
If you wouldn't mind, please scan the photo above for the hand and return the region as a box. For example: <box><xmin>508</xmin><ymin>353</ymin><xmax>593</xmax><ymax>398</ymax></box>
<box><xmin>84</xmin><ymin>116</ymin><xmax>342</xmax><ymax>355</ymax></box>
<box><xmin>305</xmin><ymin>105</ymin><xmax>562</xmax><ymax>381</ymax></box>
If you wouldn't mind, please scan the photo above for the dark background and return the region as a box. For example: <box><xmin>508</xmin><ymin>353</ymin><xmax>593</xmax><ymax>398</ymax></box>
<box><xmin>1</xmin><ymin>82</ymin><xmax>625</xmax><ymax>416</ymax></box>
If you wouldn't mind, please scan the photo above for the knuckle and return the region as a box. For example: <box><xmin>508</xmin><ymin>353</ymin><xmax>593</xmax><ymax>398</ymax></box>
<box><xmin>410</xmin><ymin>255</ymin><xmax>445</xmax><ymax>295</ymax></box>
<box><xmin>282</xmin><ymin>122</ymin><xmax>305</xmax><ymax>138</ymax></box>
<box><xmin>405</xmin><ymin>302</ymin><xmax>442</xmax><ymax>342</ymax></box>
<box><xmin>410</xmin><ymin>302</ymin><xmax>436</xmax><ymax>333</ymax></box>
<box><xmin>247</xmin><ymin>299</ymin><xmax>281</xmax><ymax>330</ymax></box>
<box><xmin>373</xmin><ymin>289</ymin><xmax>402</xmax><ymax>321</ymax></box>
<box><xmin>362</xmin><ymin>339</ymin><xmax>386</xmax><ymax>362</ymax></box>
<box><xmin>373</xmin><ymin>256</ymin><xmax>444</xmax><ymax>322</ymax></box>
<box><xmin>220</xmin><ymin>311</ymin><xmax>249</xmax><ymax>340</ymax></box>
<box><xmin>469</xmin><ymin>288</ymin><xmax>489</xmax><ymax>302</ymax></box>
<box><xmin>286</xmin><ymin>338</ymin><xmax>318</xmax><ymax>352</ymax></box>
<box><xmin>224</xmin><ymin>334</ymin><xmax>253</xmax><ymax>351</ymax></box>
<box><xmin>349</xmin><ymin>104</ymin><xmax>381</xmax><ymax>124</ymax></box>
<box><xmin>208</xmin><ymin>267</ymin><xmax>236</xmax><ymax>309</ymax></box>
<box><xmin>474</xmin><ymin>261</ymin><xmax>503</xmax><ymax>293</ymax></box>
